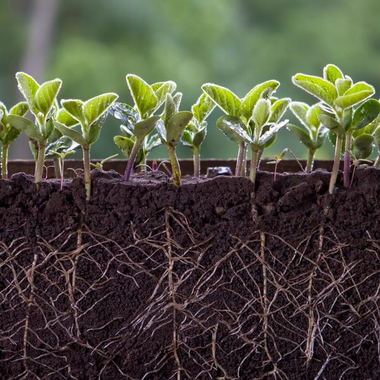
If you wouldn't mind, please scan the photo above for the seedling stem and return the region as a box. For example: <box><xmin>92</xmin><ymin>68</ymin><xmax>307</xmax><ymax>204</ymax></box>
<box><xmin>329</xmin><ymin>134</ymin><xmax>343</xmax><ymax>194</ymax></box>
<box><xmin>1</xmin><ymin>144</ymin><xmax>9</xmax><ymax>179</ymax></box>
<box><xmin>168</xmin><ymin>145</ymin><xmax>181</xmax><ymax>186</ymax></box>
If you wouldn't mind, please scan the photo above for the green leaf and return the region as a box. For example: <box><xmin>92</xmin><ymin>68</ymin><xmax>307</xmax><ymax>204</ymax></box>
<box><xmin>202</xmin><ymin>83</ymin><xmax>241</xmax><ymax>117</ymax></box>
<box><xmin>336</xmin><ymin>78</ymin><xmax>352</xmax><ymax>96</ymax></box>
<box><xmin>305</xmin><ymin>103</ymin><xmax>322</xmax><ymax>129</ymax></box>
<box><xmin>126</xmin><ymin>74</ymin><xmax>157</xmax><ymax>119</ymax></box>
<box><xmin>44</xmin><ymin>118</ymin><xmax>55</xmax><ymax>139</ymax></box>
<box><xmin>152</xmin><ymin>81</ymin><xmax>177</xmax><ymax>109</ymax></box>
<box><xmin>216</xmin><ymin>115</ymin><xmax>252</xmax><ymax>144</ymax></box>
<box><xmin>292</xmin><ymin>73</ymin><xmax>338</xmax><ymax>106</ymax></box>
<box><xmin>259</xmin><ymin>120</ymin><xmax>288</xmax><ymax>148</ymax></box>
<box><xmin>192</xmin><ymin>93</ymin><xmax>216</xmax><ymax>122</ymax></box>
<box><xmin>7</xmin><ymin>115</ymin><xmax>44</xmax><ymax>143</ymax></box>
<box><xmin>0</xmin><ymin>109</ymin><xmax>3</xmax><ymax>123</ymax></box>
<box><xmin>167</xmin><ymin>111</ymin><xmax>193</xmax><ymax>146</ymax></box>
<box><xmin>114</xmin><ymin>135</ymin><xmax>134</xmax><ymax>158</ymax></box>
<box><xmin>269</xmin><ymin>97</ymin><xmax>291</xmax><ymax>123</ymax></box>
<box><xmin>181</xmin><ymin>130</ymin><xmax>193</xmax><ymax>147</ymax></box>
<box><xmin>334</xmin><ymin>82</ymin><xmax>375</xmax><ymax>109</ymax></box>
<box><xmin>323</xmin><ymin>64</ymin><xmax>344</xmax><ymax>84</ymax></box>
<box><xmin>290</xmin><ymin>101</ymin><xmax>309</xmax><ymax>128</ymax></box>
<box><xmin>87</xmin><ymin>115</ymin><xmax>106</xmax><ymax>145</ymax></box>
<box><xmin>134</xmin><ymin>116</ymin><xmax>161</xmax><ymax>139</ymax></box>
<box><xmin>3</xmin><ymin>127</ymin><xmax>21</xmax><ymax>145</ymax></box>
<box><xmin>145</xmin><ymin>134</ymin><xmax>162</xmax><ymax>152</ymax></box>
<box><xmin>352</xmin><ymin>99</ymin><xmax>380</xmax><ymax>131</ymax></box>
<box><xmin>318</xmin><ymin>114</ymin><xmax>344</xmax><ymax>135</ymax></box>
<box><xmin>57</xmin><ymin>108</ymin><xmax>79</xmax><ymax>127</ymax></box>
<box><xmin>155</xmin><ymin>119</ymin><xmax>167</xmax><ymax>142</ymax></box>
<box><xmin>84</xmin><ymin>92</ymin><xmax>118</xmax><ymax>127</ymax></box>
<box><xmin>9</xmin><ymin>102</ymin><xmax>29</xmax><ymax>117</ymax></box>
<box><xmin>53</xmin><ymin>121</ymin><xmax>86</xmax><ymax>146</ymax></box>
<box><xmin>252</xmin><ymin>99</ymin><xmax>271</xmax><ymax>128</ymax></box>
<box><xmin>287</xmin><ymin>124</ymin><xmax>314</xmax><ymax>150</ymax></box>
<box><xmin>172</xmin><ymin>92</ymin><xmax>183</xmax><ymax>109</ymax></box>
<box><xmin>193</xmin><ymin>127</ymin><xmax>207</xmax><ymax>148</ymax></box>
<box><xmin>241</xmin><ymin>80</ymin><xmax>280</xmax><ymax>120</ymax></box>
<box><xmin>315</xmin><ymin>128</ymin><xmax>328</xmax><ymax>149</ymax></box>
<box><xmin>35</xmin><ymin>79</ymin><xmax>62</xmax><ymax>117</ymax></box>
<box><xmin>164</xmin><ymin>93</ymin><xmax>177</xmax><ymax>123</ymax></box>
<box><xmin>61</xmin><ymin>99</ymin><xmax>85</xmax><ymax>125</ymax></box>
<box><xmin>15</xmin><ymin>72</ymin><xmax>39</xmax><ymax>113</ymax></box>
<box><xmin>353</xmin><ymin>134</ymin><xmax>374</xmax><ymax>159</ymax></box>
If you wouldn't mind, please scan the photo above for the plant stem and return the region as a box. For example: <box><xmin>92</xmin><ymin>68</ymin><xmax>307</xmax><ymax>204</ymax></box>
<box><xmin>60</xmin><ymin>157</ymin><xmax>64</xmax><ymax>191</ymax></box>
<box><xmin>53</xmin><ymin>157</ymin><xmax>62</xmax><ymax>180</ymax></box>
<box><xmin>343</xmin><ymin>131</ymin><xmax>352</xmax><ymax>188</ymax></box>
<box><xmin>83</xmin><ymin>146</ymin><xmax>91</xmax><ymax>201</ymax></box>
<box><xmin>241</xmin><ymin>143</ymin><xmax>247</xmax><ymax>177</ymax></box>
<box><xmin>374</xmin><ymin>155</ymin><xmax>380</xmax><ymax>167</ymax></box>
<box><xmin>306</xmin><ymin>149</ymin><xmax>315</xmax><ymax>173</ymax></box>
<box><xmin>1</xmin><ymin>144</ymin><xmax>9</xmax><ymax>179</ymax></box>
<box><xmin>124</xmin><ymin>139</ymin><xmax>142</xmax><ymax>181</ymax></box>
<box><xmin>235</xmin><ymin>142</ymin><xmax>246</xmax><ymax>176</ymax></box>
<box><xmin>193</xmin><ymin>148</ymin><xmax>200</xmax><ymax>177</ymax></box>
<box><xmin>329</xmin><ymin>134</ymin><xmax>343</xmax><ymax>194</ymax></box>
<box><xmin>168</xmin><ymin>145</ymin><xmax>181</xmax><ymax>186</ymax></box>
<box><xmin>35</xmin><ymin>143</ymin><xmax>46</xmax><ymax>183</ymax></box>
<box><xmin>249</xmin><ymin>147</ymin><xmax>261</xmax><ymax>183</ymax></box>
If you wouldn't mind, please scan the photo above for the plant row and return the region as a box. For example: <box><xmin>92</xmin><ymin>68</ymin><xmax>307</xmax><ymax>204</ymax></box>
<box><xmin>1</xmin><ymin>64</ymin><xmax>380</xmax><ymax>199</ymax></box>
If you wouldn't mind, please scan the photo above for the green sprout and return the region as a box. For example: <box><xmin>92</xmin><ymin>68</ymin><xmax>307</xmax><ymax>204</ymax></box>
<box><xmin>0</xmin><ymin>101</ymin><xmax>29</xmax><ymax>179</ymax></box>
<box><xmin>181</xmin><ymin>93</ymin><xmax>215</xmax><ymax>177</ymax></box>
<box><xmin>90</xmin><ymin>154</ymin><xmax>119</xmax><ymax>170</ymax></box>
<box><xmin>53</xmin><ymin>93</ymin><xmax>118</xmax><ymax>200</ymax></box>
<box><xmin>292</xmin><ymin>64</ymin><xmax>378</xmax><ymax>193</ymax></box>
<box><xmin>202</xmin><ymin>82</ymin><xmax>290</xmax><ymax>182</ymax></box>
<box><xmin>155</xmin><ymin>93</ymin><xmax>193</xmax><ymax>186</ymax></box>
<box><xmin>288</xmin><ymin>102</ymin><xmax>328</xmax><ymax>172</ymax></box>
<box><xmin>7</xmin><ymin>72</ymin><xmax>62</xmax><ymax>184</ymax></box>
<box><xmin>110</xmin><ymin>74</ymin><xmax>176</xmax><ymax>181</ymax></box>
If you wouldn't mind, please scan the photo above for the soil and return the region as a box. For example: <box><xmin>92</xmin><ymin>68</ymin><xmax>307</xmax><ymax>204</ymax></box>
<box><xmin>0</xmin><ymin>167</ymin><xmax>379</xmax><ymax>380</ymax></box>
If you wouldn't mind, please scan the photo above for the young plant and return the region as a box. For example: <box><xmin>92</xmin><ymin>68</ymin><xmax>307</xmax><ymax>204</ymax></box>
<box><xmin>91</xmin><ymin>154</ymin><xmax>119</xmax><ymax>170</ymax></box>
<box><xmin>292</xmin><ymin>64</ymin><xmax>377</xmax><ymax>192</ymax></box>
<box><xmin>181</xmin><ymin>93</ymin><xmax>216</xmax><ymax>176</ymax></box>
<box><xmin>7</xmin><ymin>72</ymin><xmax>62</xmax><ymax>183</ymax></box>
<box><xmin>288</xmin><ymin>102</ymin><xmax>328</xmax><ymax>172</ymax></box>
<box><xmin>110</xmin><ymin>75</ymin><xmax>176</xmax><ymax>181</ymax></box>
<box><xmin>0</xmin><ymin>101</ymin><xmax>29</xmax><ymax>178</ymax></box>
<box><xmin>202</xmin><ymin>81</ymin><xmax>288</xmax><ymax>178</ymax></box>
<box><xmin>53</xmin><ymin>93</ymin><xmax>118</xmax><ymax>200</ymax></box>
<box><xmin>155</xmin><ymin>93</ymin><xmax>193</xmax><ymax>186</ymax></box>
<box><xmin>202</xmin><ymin>82</ymin><xmax>289</xmax><ymax>182</ymax></box>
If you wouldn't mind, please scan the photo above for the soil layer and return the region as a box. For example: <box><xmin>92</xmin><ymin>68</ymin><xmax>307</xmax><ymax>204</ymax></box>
<box><xmin>0</xmin><ymin>167</ymin><xmax>379</xmax><ymax>380</ymax></box>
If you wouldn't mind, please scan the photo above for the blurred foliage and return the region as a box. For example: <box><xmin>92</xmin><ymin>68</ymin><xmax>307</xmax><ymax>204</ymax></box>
<box><xmin>1</xmin><ymin>0</ymin><xmax>380</xmax><ymax>160</ymax></box>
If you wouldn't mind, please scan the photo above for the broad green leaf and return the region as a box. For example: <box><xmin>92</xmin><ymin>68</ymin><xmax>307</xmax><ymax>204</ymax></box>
<box><xmin>145</xmin><ymin>134</ymin><xmax>161</xmax><ymax>152</ymax></box>
<box><xmin>216</xmin><ymin>115</ymin><xmax>252</xmax><ymax>144</ymax></box>
<box><xmin>353</xmin><ymin>134</ymin><xmax>374</xmax><ymax>159</ymax></box>
<box><xmin>152</xmin><ymin>81</ymin><xmax>177</xmax><ymax>109</ymax></box>
<box><xmin>336</xmin><ymin>78</ymin><xmax>352</xmax><ymax>96</ymax></box>
<box><xmin>323</xmin><ymin>64</ymin><xmax>344</xmax><ymax>84</ymax></box>
<box><xmin>114</xmin><ymin>135</ymin><xmax>134</xmax><ymax>158</ymax></box>
<box><xmin>15</xmin><ymin>72</ymin><xmax>39</xmax><ymax>112</ymax></box>
<box><xmin>193</xmin><ymin>128</ymin><xmax>207</xmax><ymax>148</ymax></box>
<box><xmin>53</xmin><ymin>121</ymin><xmax>86</xmax><ymax>146</ymax></box>
<box><xmin>172</xmin><ymin>92</ymin><xmax>183</xmax><ymax>109</ymax></box>
<box><xmin>3</xmin><ymin>127</ymin><xmax>21</xmax><ymax>144</ymax></box>
<box><xmin>290</xmin><ymin>101</ymin><xmax>309</xmax><ymax>128</ymax></box>
<box><xmin>134</xmin><ymin>116</ymin><xmax>161</xmax><ymax>139</ymax></box>
<box><xmin>334</xmin><ymin>82</ymin><xmax>375</xmax><ymax>109</ymax></box>
<box><xmin>306</xmin><ymin>103</ymin><xmax>322</xmax><ymax>129</ymax></box>
<box><xmin>192</xmin><ymin>93</ymin><xmax>216</xmax><ymax>122</ymax></box>
<box><xmin>7</xmin><ymin>115</ymin><xmax>43</xmax><ymax>143</ymax></box>
<box><xmin>342</xmin><ymin>108</ymin><xmax>353</xmax><ymax>131</ymax></box>
<box><xmin>318</xmin><ymin>114</ymin><xmax>344</xmax><ymax>135</ymax></box>
<box><xmin>287</xmin><ymin>124</ymin><xmax>314</xmax><ymax>150</ymax></box>
<box><xmin>252</xmin><ymin>99</ymin><xmax>271</xmax><ymax>128</ymax></box>
<box><xmin>61</xmin><ymin>99</ymin><xmax>85</xmax><ymax>125</ymax></box>
<box><xmin>292</xmin><ymin>73</ymin><xmax>338</xmax><ymax>106</ymax></box>
<box><xmin>35</xmin><ymin>79</ymin><xmax>62</xmax><ymax>117</ymax></box>
<box><xmin>181</xmin><ymin>130</ymin><xmax>193</xmax><ymax>147</ymax></box>
<box><xmin>155</xmin><ymin>119</ymin><xmax>167</xmax><ymax>142</ymax></box>
<box><xmin>57</xmin><ymin>109</ymin><xmax>79</xmax><ymax>127</ymax></box>
<box><xmin>9</xmin><ymin>102</ymin><xmax>28</xmax><ymax>117</ymax></box>
<box><xmin>84</xmin><ymin>93</ymin><xmax>118</xmax><ymax>127</ymax></box>
<box><xmin>352</xmin><ymin>99</ymin><xmax>380</xmax><ymax>131</ymax></box>
<box><xmin>241</xmin><ymin>80</ymin><xmax>280</xmax><ymax>120</ymax></box>
<box><xmin>126</xmin><ymin>74</ymin><xmax>157</xmax><ymax>119</ymax></box>
<box><xmin>202</xmin><ymin>83</ymin><xmax>241</xmax><ymax>117</ymax></box>
<box><xmin>167</xmin><ymin>111</ymin><xmax>193</xmax><ymax>146</ymax></box>
<box><xmin>87</xmin><ymin>115</ymin><xmax>106</xmax><ymax>145</ymax></box>
<box><xmin>269</xmin><ymin>97</ymin><xmax>291</xmax><ymax>123</ymax></box>
<box><xmin>259</xmin><ymin>120</ymin><xmax>288</xmax><ymax>148</ymax></box>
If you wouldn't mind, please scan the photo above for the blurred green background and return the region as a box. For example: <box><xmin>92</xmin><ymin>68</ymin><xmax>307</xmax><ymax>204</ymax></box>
<box><xmin>1</xmin><ymin>0</ymin><xmax>379</xmax><ymax>160</ymax></box>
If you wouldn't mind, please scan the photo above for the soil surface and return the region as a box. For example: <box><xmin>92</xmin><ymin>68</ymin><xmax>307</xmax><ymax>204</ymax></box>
<box><xmin>0</xmin><ymin>167</ymin><xmax>379</xmax><ymax>380</ymax></box>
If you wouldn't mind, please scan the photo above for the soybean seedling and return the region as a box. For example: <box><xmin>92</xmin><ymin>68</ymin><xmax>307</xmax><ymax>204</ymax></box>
<box><xmin>155</xmin><ymin>92</ymin><xmax>193</xmax><ymax>186</ymax></box>
<box><xmin>7</xmin><ymin>72</ymin><xmax>62</xmax><ymax>183</ymax></box>
<box><xmin>53</xmin><ymin>93</ymin><xmax>118</xmax><ymax>200</ymax></box>
<box><xmin>110</xmin><ymin>75</ymin><xmax>176</xmax><ymax>181</ymax></box>
<box><xmin>288</xmin><ymin>102</ymin><xmax>328</xmax><ymax>172</ymax></box>
<box><xmin>0</xmin><ymin>101</ymin><xmax>29</xmax><ymax>179</ymax></box>
<box><xmin>292</xmin><ymin>64</ymin><xmax>378</xmax><ymax>193</ymax></box>
<box><xmin>91</xmin><ymin>154</ymin><xmax>119</xmax><ymax>170</ymax></box>
<box><xmin>181</xmin><ymin>93</ymin><xmax>216</xmax><ymax>177</ymax></box>
<box><xmin>268</xmin><ymin>148</ymin><xmax>305</xmax><ymax>182</ymax></box>
<box><xmin>202</xmin><ymin>81</ymin><xmax>289</xmax><ymax>179</ymax></box>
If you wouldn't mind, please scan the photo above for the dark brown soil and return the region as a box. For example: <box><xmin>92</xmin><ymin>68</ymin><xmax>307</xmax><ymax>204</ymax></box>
<box><xmin>0</xmin><ymin>167</ymin><xmax>379</xmax><ymax>380</ymax></box>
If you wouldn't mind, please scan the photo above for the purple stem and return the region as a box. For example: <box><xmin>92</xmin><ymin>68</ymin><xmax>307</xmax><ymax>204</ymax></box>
<box><xmin>343</xmin><ymin>132</ymin><xmax>352</xmax><ymax>188</ymax></box>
